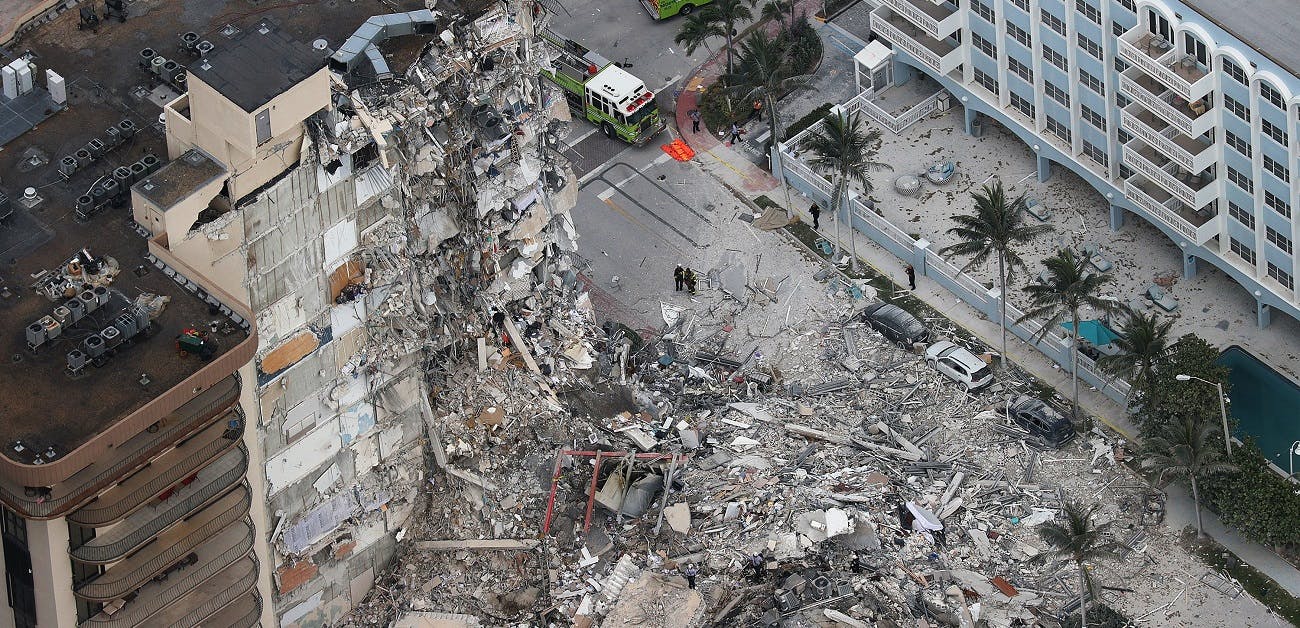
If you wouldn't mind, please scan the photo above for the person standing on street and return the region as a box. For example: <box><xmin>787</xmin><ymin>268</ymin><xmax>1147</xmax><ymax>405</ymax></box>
<box><xmin>809</xmin><ymin>203</ymin><xmax>821</xmax><ymax>230</ymax></box>
<box><xmin>905</xmin><ymin>264</ymin><xmax>916</xmax><ymax>290</ymax></box>
<box><xmin>728</xmin><ymin>122</ymin><xmax>742</xmax><ymax>146</ymax></box>
<box><xmin>682</xmin><ymin>563</ymin><xmax>699</xmax><ymax>589</ymax></box>
<box><xmin>688</xmin><ymin>109</ymin><xmax>702</xmax><ymax>133</ymax></box>
<box><xmin>674</xmin><ymin>265</ymin><xmax>685</xmax><ymax>292</ymax></box>
<box><xmin>748</xmin><ymin>99</ymin><xmax>763</xmax><ymax>123</ymax></box>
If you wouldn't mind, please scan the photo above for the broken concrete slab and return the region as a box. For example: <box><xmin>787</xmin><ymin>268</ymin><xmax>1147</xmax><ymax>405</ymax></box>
<box><xmin>664</xmin><ymin>502</ymin><xmax>691</xmax><ymax>533</ymax></box>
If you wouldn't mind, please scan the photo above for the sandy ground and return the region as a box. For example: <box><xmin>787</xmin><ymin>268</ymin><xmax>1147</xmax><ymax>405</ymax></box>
<box><xmin>825</xmin><ymin>99</ymin><xmax>1300</xmax><ymax>389</ymax></box>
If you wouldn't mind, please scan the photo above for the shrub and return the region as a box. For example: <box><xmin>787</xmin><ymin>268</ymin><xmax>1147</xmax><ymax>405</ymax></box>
<box><xmin>1201</xmin><ymin>440</ymin><xmax>1300</xmax><ymax>549</ymax></box>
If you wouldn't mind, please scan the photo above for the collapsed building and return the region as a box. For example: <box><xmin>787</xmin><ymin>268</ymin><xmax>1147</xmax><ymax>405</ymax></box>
<box><xmin>0</xmin><ymin>1</ymin><xmax>579</xmax><ymax>626</ymax></box>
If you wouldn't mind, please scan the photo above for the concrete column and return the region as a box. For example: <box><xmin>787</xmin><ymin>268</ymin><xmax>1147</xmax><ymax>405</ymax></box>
<box><xmin>1036</xmin><ymin>154</ymin><xmax>1052</xmax><ymax>182</ymax></box>
<box><xmin>1257</xmin><ymin>295</ymin><xmax>1272</xmax><ymax>328</ymax></box>
<box><xmin>1108</xmin><ymin>204</ymin><xmax>1125</xmax><ymax>231</ymax></box>
<box><xmin>913</xmin><ymin>238</ymin><xmax>931</xmax><ymax>276</ymax></box>
<box><xmin>26</xmin><ymin>518</ymin><xmax>77</xmax><ymax>628</ymax></box>
<box><xmin>1183</xmin><ymin>254</ymin><xmax>1197</xmax><ymax>278</ymax></box>
<box><xmin>963</xmin><ymin>108</ymin><xmax>979</xmax><ymax>136</ymax></box>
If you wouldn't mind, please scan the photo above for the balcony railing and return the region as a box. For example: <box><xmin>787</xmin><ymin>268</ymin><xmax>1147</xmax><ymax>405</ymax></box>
<box><xmin>169</xmin><ymin>557</ymin><xmax>259</xmax><ymax>627</ymax></box>
<box><xmin>82</xmin><ymin>522</ymin><xmax>254</xmax><ymax>627</ymax></box>
<box><xmin>1120</xmin><ymin>104</ymin><xmax>1215</xmax><ymax>173</ymax></box>
<box><xmin>1124</xmin><ymin>177</ymin><xmax>1221</xmax><ymax>245</ymax></box>
<box><xmin>0</xmin><ymin>377</ymin><xmax>240</xmax><ymax>520</ymax></box>
<box><xmin>877</xmin><ymin>0</ymin><xmax>961</xmax><ymax>40</ymax></box>
<box><xmin>841</xmin><ymin>89</ymin><xmax>947</xmax><ymax>135</ymax></box>
<box><xmin>1119</xmin><ymin>68</ymin><xmax>1215</xmax><ymax>138</ymax></box>
<box><xmin>74</xmin><ymin>488</ymin><xmax>251</xmax><ymax>601</ymax></box>
<box><xmin>199</xmin><ymin>590</ymin><xmax>261</xmax><ymax>628</ymax></box>
<box><xmin>870</xmin><ymin>7</ymin><xmax>962</xmax><ymax>75</ymax></box>
<box><xmin>1122</xmin><ymin>141</ymin><xmax>1217</xmax><ymax>209</ymax></box>
<box><xmin>1118</xmin><ymin>29</ymin><xmax>1213</xmax><ymax>101</ymax></box>
<box><xmin>70</xmin><ymin>450</ymin><xmax>247</xmax><ymax>564</ymax></box>
<box><xmin>69</xmin><ymin>411</ymin><xmax>243</xmax><ymax>527</ymax></box>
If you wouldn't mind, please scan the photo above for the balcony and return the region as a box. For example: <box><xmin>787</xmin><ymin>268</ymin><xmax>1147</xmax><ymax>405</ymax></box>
<box><xmin>1124</xmin><ymin>175</ymin><xmax>1222</xmax><ymax>245</ymax></box>
<box><xmin>156</xmin><ymin>556</ymin><xmax>258</xmax><ymax>627</ymax></box>
<box><xmin>1120</xmin><ymin>103</ymin><xmax>1216</xmax><ymax>173</ymax></box>
<box><xmin>82</xmin><ymin>523</ymin><xmax>255</xmax><ymax>627</ymax></box>
<box><xmin>1119</xmin><ymin>67</ymin><xmax>1216</xmax><ymax>138</ymax></box>
<box><xmin>1118</xmin><ymin>29</ymin><xmax>1213</xmax><ymax>101</ymax></box>
<box><xmin>196</xmin><ymin>591</ymin><xmax>261</xmax><ymax>628</ymax></box>
<box><xmin>0</xmin><ymin>375</ymin><xmax>241</xmax><ymax>520</ymax></box>
<box><xmin>876</xmin><ymin>0</ymin><xmax>961</xmax><ymax>40</ymax></box>
<box><xmin>70</xmin><ymin>449</ymin><xmax>247</xmax><ymax>564</ymax></box>
<box><xmin>69</xmin><ymin>410</ymin><xmax>243</xmax><ymax>527</ymax></box>
<box><xmin>1122</xmin><ymin>140</ymin><xmax>1218</xmax><ymax>209</ymax></box>
<box><xmin>74</xmin><ymin>488</ymin><xmax>251</xmax><ymax>602</ymax></box>
<box><xmin>870</xmin><ymin>6</ymin><xmax>962</xmax><ymax>75</ymax></box>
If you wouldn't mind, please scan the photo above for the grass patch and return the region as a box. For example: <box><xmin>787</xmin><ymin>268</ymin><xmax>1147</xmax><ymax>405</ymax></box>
<box><xmin>1184</xmin><ymin>531</ymin><xmax>1300</xmax><ymax>625</ymax></box>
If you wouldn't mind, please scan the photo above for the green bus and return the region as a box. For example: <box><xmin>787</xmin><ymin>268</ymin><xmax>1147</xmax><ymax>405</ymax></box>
<box><xmin>641</xmin><ymin>0</ymin><xmax>713</xmax><ymax>19</ymax></box>
<box><xmin>540</xmin><ymin>31</ymin><xmax>665</xmax><ymax>146</ymax></box>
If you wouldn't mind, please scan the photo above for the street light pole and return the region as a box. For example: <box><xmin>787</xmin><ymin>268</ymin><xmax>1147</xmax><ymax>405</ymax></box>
<box><xmin>1175</xmin><ymin>374</ymin><xmax>1231</xmax><ymax>456</ymax></box>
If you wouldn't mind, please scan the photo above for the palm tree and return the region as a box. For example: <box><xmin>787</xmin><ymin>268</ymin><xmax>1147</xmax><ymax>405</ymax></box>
<box><xmin>674</xmin><ymin>12</ymin><xmax>726</xmax><ymax>57</ymax></box>
<box><xmin>1143</xmin><ymin>416</ymin><xmax>1235</xmax><ymax>538</ymax></box>
<box><xmin>700</xmin><ymin>0</ymin><xmax>756</xmax><ymax>76</ymax></box>
<box><xmin>939</xmin><ymin>182</ymin><xmax>1051</xmax><ymax>360</ymax></box>
<box><xmin>798</xmin><ymin>111</ymin><xmax>890</xmax><ymax>271</ymax></box>
<box><xmin>761</xmin><ymin>0</ymin><xmax>794</xmax><ymax>31</ymax></box>
<box><xmin>725</xmin><ymin>32</ymin><xmax>810</xmax><ymax>146</ymax></box>
<box><xmin>1018</xmin><ymin>248</ymin><xmax>1113</xmax><ymax>421</ymax></box>
<box><xmin>1038</xmin><ymin>500</ymin><xmax>1119</xmax><ymax>628</ymax></box>
<box><xmin>1098</xmin><ymin>307</ymin><xmax>1174</xmax><ymax>408</ymax></box>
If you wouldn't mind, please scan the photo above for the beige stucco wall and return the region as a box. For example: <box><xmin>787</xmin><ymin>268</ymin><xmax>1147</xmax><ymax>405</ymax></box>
<box><xmin>0</xmin><ymin>0</ymin><xmax>56</xmax><ymax>46</ymax></box>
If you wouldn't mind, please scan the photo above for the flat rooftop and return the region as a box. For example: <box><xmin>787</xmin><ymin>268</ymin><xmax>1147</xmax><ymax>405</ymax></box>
<box><xmin>1182</xmin><ymin>0</ymin><xmax>1300</xmax><ymax>78</ymax></box>
<box><xmin>0</xmin><ymin>0</ymin><xmax>428</xmax><ymax>465</ymax></box>
<box><xmin>135</xmin><ymin>149</ymin><xmax>226</xmax><ymax>211</ymax></box>
<box><xmin>189</xmin><ymin>19</ymin><xmax>329</xmax><ymax>113</ymax></box>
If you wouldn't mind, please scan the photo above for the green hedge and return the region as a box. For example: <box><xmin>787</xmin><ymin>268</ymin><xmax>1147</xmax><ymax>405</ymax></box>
<box><xmin>698</xmin><ymin>16</ymin><xmax>824</xmax><ymax>134</ymax></box>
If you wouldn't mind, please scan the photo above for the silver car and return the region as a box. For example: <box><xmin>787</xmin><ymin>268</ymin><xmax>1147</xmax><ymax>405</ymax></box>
<box><xmin>924</xmin><ymin>341</ymin><xmax>993</xmax><ymax>391</ymax></box>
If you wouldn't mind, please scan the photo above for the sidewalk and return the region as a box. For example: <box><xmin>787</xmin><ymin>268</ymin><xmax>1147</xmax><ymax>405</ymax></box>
<box><xmin>669</xmin><ymin>9</ymin><xmax>1300</xmax><ymax>607</ymax></box>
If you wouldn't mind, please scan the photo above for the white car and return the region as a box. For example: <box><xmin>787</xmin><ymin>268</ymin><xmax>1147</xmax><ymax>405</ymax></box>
<box><xmin>924</xmin><ymin>341</ymin><xmax>994</xmax><ymax>391</ymax></box>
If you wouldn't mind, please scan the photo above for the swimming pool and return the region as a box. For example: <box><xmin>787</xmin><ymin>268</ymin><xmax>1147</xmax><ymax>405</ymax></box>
<box><xmin>1217</xmin><ymin>346</ymin><xmax>1300</xmax><ymax>470</ymax></box>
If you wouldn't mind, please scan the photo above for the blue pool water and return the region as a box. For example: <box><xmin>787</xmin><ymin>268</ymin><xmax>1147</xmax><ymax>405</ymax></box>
<box><xmin>1217</xmin><ymin>346</ymin><xmax>1300</xmax><ymax>469</ymax></box>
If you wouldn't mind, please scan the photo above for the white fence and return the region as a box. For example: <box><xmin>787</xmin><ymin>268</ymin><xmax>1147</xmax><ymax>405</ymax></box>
<box><xmin>843</xmin><ymin>89</ymin><xmax>947</xmax><ymax>135</ymax></box>
<box><xmin>774</xmin><ymin>139</ymin><xmax>1132</xmax><ymax>404</ymax></box>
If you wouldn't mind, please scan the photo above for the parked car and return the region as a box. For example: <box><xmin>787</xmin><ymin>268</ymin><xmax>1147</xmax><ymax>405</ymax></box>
<box><xmin>1006</xmin><ymin>395</ymin><xmax>1075</xmax><ymax>448</ymax></box>
<box><xmin>860</xmin><ymin>302</ymin><xmax>929</xmax><ymax>346</ymax></box>
<box><xmin>924</xmin><ymin>341</ymin><xmax>994</xmax><ymax>391</ymax></box>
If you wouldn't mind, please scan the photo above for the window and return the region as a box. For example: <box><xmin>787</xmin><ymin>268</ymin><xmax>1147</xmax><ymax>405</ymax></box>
<box><xmin>1077</xmin><ymin>33</ymin><xmax>1103</xmax><ymax>60</ymax></box>
<box><xmin>1225</xmin><ymin>130</ymin><xmax>1252</xmax><ymax>158</ymax></box>
<box><xmin>1119</xmin><ymin>0</ymin><xmax>1136</xmax><ymax>11</ymax></box>
<box><xmin>255</xmin><ymin>109</ymin><xmax>272</xmax><ymax>145</ymax></box>
<box><xmin>1114</xmin><ymin>57</ymin><xmax>1130</xmax><ymax>74</ymax></box>
<box><xmin>1076</xmin><ymin>0</ymin><xmax>1101</xmax><ymax>25</ymax></box>
<box><xmin>1010</xmin><ymin>0</ymin><xmax>1028</xmax><ymax>11</ymax></box>
<box><xmin>1268</xmin><ymin>261</ymin><xmax>1294</xmax><ymax>289</ymax></box>
<box><xmin>1224</xmin><ymin>94</ymin><xmax>1251</xmax><ymax>122</ymax></box>
<box><xmin>1045</xmin><ymin>81</ymin><xmax>1070</xmax><ymax>106</ymax></box>
<box><xmin>1007</xmin><ymin>22</ymin><xmax>1032</xmax><ymax>47</ymax></box>
<box><xmin>1263</xmin><ymin>118</ymin><xmax>1289</xmax><ymax>146</ymax></box>
<box><xmin>1011</xmin><ymin>91</ymin><xmax>1035</xmax><ymax>118</ymax></box>
<box><xmin>1009</xmin><ymin>56</ymin><xmax>1034</xmax><ymax>82</ymax></box>
<box><xmin>1223</xmin><ymin>58</ymin><xmax>1248</xmax><ymax>85</ymax></box>
<box><xmin>1266</xmin><ymin>190</ymin><xmax>1292</xmax><ymax>218</ymax></box>
<box><xmin>1267</xmin><ymin>226</ymin><xmax>1293</xmax><ymax>254</ymax></box>
<box><xmin>1229</xmin><ymin>201</ymin><xmax>1256</xmax><ymax>229</ymax></box>
<box><xmin>974</xmin><ymin>67</ymin><xmax>999</xmax><ymax>95</ymax></box>
<box><xmin>1043</xmin><ymin>46</ymin><xmax>1068</xmax><ymax>71</ymax></box>
<box><xmin>1117</xmin><ymin>93</ymin><xmax>1131</xmax><ymax>109</ymax></box>
<box><xmin>1117</xmin><ymin>128</ymin><xmax>1132</xmax><ymax>145</ymax></box>
<box><xmin>1147</xmin><ymin>9</ymin><xmax>1172</xmax><ymax>42</ymax></box>
<box><xmin>1183</xmin><ymin>33</ymin><xmax>1208</xmax><ymax>65</ymax></box>
<box><xmin>1113</xmin><ymin>21</ymin><xmax>1126</xmax><ymax>38</ymax></box>
<box><xmin>1230</xmin><ymin>237</ymin><xmax>1257</xmax><ymax>265</ymax></box>
<box><xmin>1046</xmin><ymin>116</ymin><xmax>1072</xmax><ymax>143</ymax></box>
<box><xmin>973</xmin><ymin>32</ymin><xmax>998</xmax><ymax>59</ymax></box>
<box><xmin>1261</xmin><ymin>81</ymin><xmax>1286</xmax><ymax>109</ymax></box>
<box><xmin>1228</xmin><ymin>166</ymin><xmax>1254</xmax><ymax>193</ymax></box>
<box><xmin>1081</xmin><ymin>104</ymin><xmax>1106</xmax><ymax>130</ymax></box>
<box><xmin>1119</xmin><ymin>164</ymin><xmax>1134</xmax><ymax>179</ymax></box>
<box><xmin>972</xmin><ymin>0</ymin><xmax>995</xmax><ymax>24</ymax></box>
<box><xmin>1265</xmin><ymin>154</ymin><xmax>1290</xmax><ymax>181</ymax></box>
<box><xmin>1041</xmin><ymin>9</ymin><xmax>1067</xmax><ymax>35</ymax></box>
<box><xmin>1082</xmin><ymin>140</ymin><xmax>1108</xmax><ymax>166</ymax></box>
<box><xmin>1080</xmin><ymin>69</ymin><xmax>1105</xmax><ymax>95</ymax></box>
